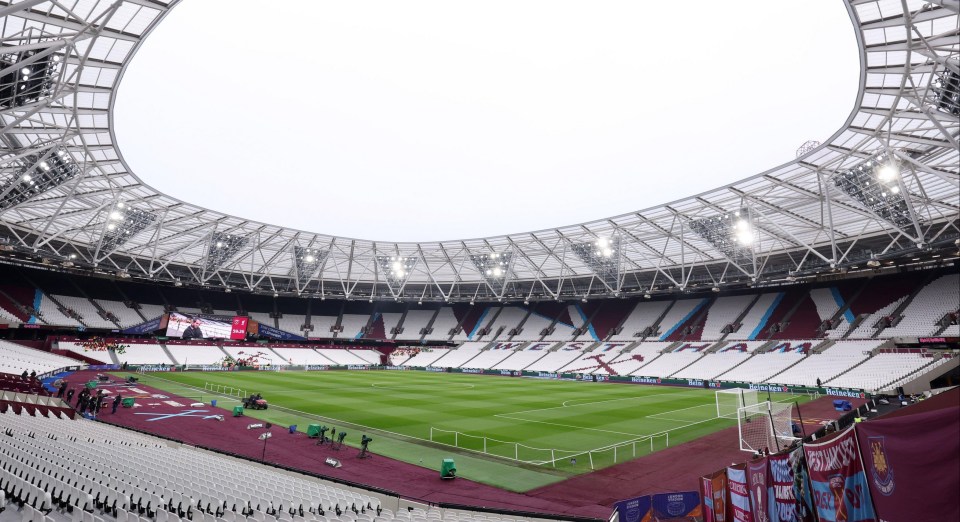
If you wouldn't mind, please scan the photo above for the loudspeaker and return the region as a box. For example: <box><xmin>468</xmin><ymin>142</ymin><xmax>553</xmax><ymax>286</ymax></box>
<box><xmin>896</xmin><ymin>386</ymin><xmax>905</xmax><ymax>396</ymax></box>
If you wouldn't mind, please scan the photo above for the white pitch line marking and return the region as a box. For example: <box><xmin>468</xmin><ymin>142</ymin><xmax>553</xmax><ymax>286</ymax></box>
<box><xmin>513</xmin><ymin>389</ymin><xmax>701</xmax><ymax>414</ymax></box>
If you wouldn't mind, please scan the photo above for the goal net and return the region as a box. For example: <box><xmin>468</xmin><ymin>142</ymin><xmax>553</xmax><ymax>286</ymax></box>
<box><xmin>716</xmin><ymin>388</ymin><xmax>759</xmax><ymax>419</ymax></box>
<box><xmin>738</xmin><ymin>401</ymin><xmax>798</xmax><ymax>453</ymax></box>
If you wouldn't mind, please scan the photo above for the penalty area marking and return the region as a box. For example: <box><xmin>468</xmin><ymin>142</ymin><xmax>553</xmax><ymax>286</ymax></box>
<box><xmin>371</xmin><ymin>382</ymin><xmax>475</xmax><ymax>390</ymax></box>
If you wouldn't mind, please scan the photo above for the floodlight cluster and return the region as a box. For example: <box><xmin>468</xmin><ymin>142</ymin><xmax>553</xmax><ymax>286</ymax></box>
<box><xmin>204</xmin><ymin>232</ymin><xmax>248</xmax><ymax>272</ymax></box>
<box><xmin>833</xmin><ymin>151</ymin><xmax>915</xmax><ymax>231</ymax></box>
<box><xmin>99</xmin><ymin>202</ymin><xmax>156</xmax><ymax>254</ymax></box>
<box><xmin>294</xmin><ymin>246</ymin><xmax>325</xmax><ymax>286</ymax></box>
<box><xmin>689</xmin><ymin>210</ymin><xmax>756</xmax><ymax>264</ymax></box>
<box><xmin>0</xmin><ymin>49</ymin><xmax>61</xmax><ymax>109</ymax></box>
<box><xmin>376</xmin><ymin>255</ymin><xmax>418</xmax><ymax>292</ymax></box>
<box><xmin>931</xmin><ymin>67</ymin><xmax>959</xmax><ymax>116</ymax></box>
<box><xmin>470</xmin><ymin>251</ymin><xmax>513</xmax><ymax>294</ymax></box>
<box><xmin>0</xmin><ymin>147</ymin><xmax>81</xmax><ymax>210</ymax></box>
<box><xmin>571</xmin><ymin>236</ymin><xmax>621</xmax><ymax>290</ymax></box>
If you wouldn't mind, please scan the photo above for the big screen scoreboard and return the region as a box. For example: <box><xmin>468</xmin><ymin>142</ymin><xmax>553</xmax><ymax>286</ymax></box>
<box><xmin>165</xmin><ymin>312</ymin><xmax>251</xmax><ymax>340</ymax></box>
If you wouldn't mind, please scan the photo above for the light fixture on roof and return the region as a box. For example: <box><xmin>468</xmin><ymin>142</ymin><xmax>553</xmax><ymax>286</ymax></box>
<box><xmin>931</xmin><ymin>67</ymin><xmax>960</xmax><ymax>116</ymax></box>
<box><xmin>876</xmin><ymin>164</ymin><xmax>898</xmax><ymax>182</ymax></box>
<box><xmin>470</xmin><ymin>250</ymin><xmax>513</xmax><ymax>295</ymax></box>
<box><xmin>205</xmin><ymin>232</ymin><xmax>248</xmax><ymax>273</ymax></box>
<box><xmin>689</xmin><ymin>209</ymin><xmax>756</xmax><ymax>265</ymax></box>
<box><xmin>571</xmin><ymin>234</ymin><xmax>622</xmax><ymax>292</ymax></box>
<box><xmin>376</xmin><ymin>255</ymin><xmax>418</xmax><ymax>295</ymax></box>
<box><xmin>734</xmin><ymin>219</ymin><xmax>755</xmax><ymax>246</ymax></box>
<box><xmin>99</xmin><ymin>202</ymin><xmax>156</xmax><ymax>257</ymax></box>
<box><xmin>293</xmin><ymin>246</ymin><xmax>326</xmax><ymax>289</ymax></box>
<box><xmin>0</xmin><ymin>146</ymin><xmax>82</xmax><ymax>211</ymax></box>
<box><xmin>834</xmin><ymin>151</ymin><xmax>915</xmax><ymax>231</ymax></box>
<box><xmin>0</xmin><ymin>49</ymin><xmax>62</xmax><ymax>109</ymax></box>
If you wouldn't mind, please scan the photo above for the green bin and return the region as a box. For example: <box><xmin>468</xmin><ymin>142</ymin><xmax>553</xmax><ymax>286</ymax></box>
<box><xmin>306</xmin><ymin>424</ymin><xmax>322</xmax><ymax>438</ymax></box>
<box><xmin>121</xmin><ymin>397</ymin><xmax>135</xmax><ymax>408</ymax></box>
<box><xmin>440</xmin><ymin>459</ymin><xmax>456</xmax><ymax>479</ymax></box>
<box><xmin>86</xmin><ymin>381</ymin><xmax>98</xmax><ymax>389</ymax></box>
<box><xmin>233</xmin><ymin>405</ymin><xmax>244</xmax><ymax>417</ymax></box>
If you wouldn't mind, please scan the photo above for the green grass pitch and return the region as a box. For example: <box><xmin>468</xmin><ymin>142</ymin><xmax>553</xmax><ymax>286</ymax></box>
<box><xmin>131</xmin><ymin>370</ymin><xmax>809</xmax><ymax>492</ymax></box>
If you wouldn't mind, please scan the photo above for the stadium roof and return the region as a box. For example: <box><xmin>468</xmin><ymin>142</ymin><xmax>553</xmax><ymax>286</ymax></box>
<box><xmin>0</xmin><ymin>0</ymin><xmax>958</xmax><ymax>302</ymax></box>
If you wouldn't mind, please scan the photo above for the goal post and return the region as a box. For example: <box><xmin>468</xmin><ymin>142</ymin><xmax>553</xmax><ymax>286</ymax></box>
<box><xmin>737</xmin><ymin>401</ymin><xmax>798</xmax><ymax>453</ymax></box>
<box><xmin>716</xmin><ymin>388</ymin><xmax>759</xmax><ymax>419</ymax></box>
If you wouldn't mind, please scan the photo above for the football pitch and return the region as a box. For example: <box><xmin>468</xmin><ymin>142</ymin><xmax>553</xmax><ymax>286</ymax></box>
<box><xmin>131</xmin><ymin>370</ymin><xmax>810</xmax><ymax>492</ymax></box>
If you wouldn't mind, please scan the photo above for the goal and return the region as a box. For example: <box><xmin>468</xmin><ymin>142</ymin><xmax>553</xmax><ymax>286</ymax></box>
<box><xmin>737</xmin><ymin>401</ymin><xmax>798</xmax><ymax>453</ymax></box>
<box><xmin>716</xmin><ymin>388</ymin><xmax>759</xmax><ymax>419</ymax></box>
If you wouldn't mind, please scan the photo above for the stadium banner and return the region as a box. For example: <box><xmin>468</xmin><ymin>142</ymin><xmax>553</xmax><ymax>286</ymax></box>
<box><xmin>726</xmin><ymin>465</ymin><xmax>753</xmax><ymax>522</ymax></box>
<box><xmin>134</xmin><ymin>365</ymin><xmax>173</xmax><ymax>372</ymax></box>
<box><xmin>699</xmin><ymin>473</ymin><xmax>720</xmax><ymax>522</ymax></box>
<box><xmin>651</xmin><ymin>491</ymin><xmax>700</xmax><ymax>519</ymax></box>
<box><xmin>746</xmin><ymin>457</ymin><xmax>772</xmax><ymax>522</ymax></box>
<box><xmin>122</xmin><ymin>316</ymin><xmax>164</xmax><ymax>335</ymax></box>
<box><xmin>87</xmin><ymin>364</ymin><xmax>120</xmax><ymax>371</ymax></box>
<box><xmin>803</xmin><ymin>427</ymin><xmax>877</xmax><ymax>522</ymax></box>
<box><xmin>613</xmin><ymin>495</ymin><xmax>652</xmax><ymax>522</ymax></box>
<box><xmin>768</xmin><ymin>452</ymin><xmax>803</xmax><ymax>522</ymax></box>
<box><xmin>230</xmin><ymin>316</ymin><xmax>249</xmax><ymax>340</ymax></box>
<box><xmin>611</xmin><ymin>375</ymin><xmax>723</xmax><ymax>388</ymax></box>
<box><xmin>855</xmin><ymin>406</ymin><xmax>959</xmax><ymax>521</ymax></box>
<box><xmin>257</xmin><ymin>323</ymin><xmax>307</xmax><ymax>341</ymax></box>
<box><xmin>788</xmin><ymin>446</ymin><xmax>818</xmax><ymax>522</ymax></box>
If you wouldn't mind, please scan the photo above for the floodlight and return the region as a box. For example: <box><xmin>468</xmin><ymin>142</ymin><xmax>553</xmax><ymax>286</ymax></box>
<box><xmin>833</xmin><ymin>151</ymin><xmax>915</xmax><ymax>231</ymax></box>
<box><xmin>470</xmin><ymin>251</ymin><xmax>514</xmax><ymax>294</ymax></box>
<box><xmin>293</xmin><ymin>246</ymin><xmax>326</xmax><ymax>287</ymax></box>
<box><xmin>876</xmin><ymin>164</ymin><xmax>897</xmax><ymax>182</ymax></box>
<box><xmin>571</xmin><ymin>235</ymin><xmax>622</xmax><ymax>291</ymax></box>
<box><xmin>376</xmin><ymin>255</ymin><xmax>419</xmax><ymax>294</ymax></box>
<box><xmin>689</xmin><ymin>209</ymin><xmax>756</xmax><ymax>265</ymax></box>
<box><xmin>931</xmin><ymin>67</ymin><xmax>960</xmax><ymax>116</ymax></box>
<box><xmin>0</xmin><ymin>146</ymin><xmax>82</xmax><ymax>210</ymax></box>
<box><xmin>204</xmin><ymin>232</ymin><xmax>248</xmax><ymax>272</ymax></box>
<box><xmin>0</xmin><ymin>48</ymin><xmax>62</xmax><ymax>109</ymax></box>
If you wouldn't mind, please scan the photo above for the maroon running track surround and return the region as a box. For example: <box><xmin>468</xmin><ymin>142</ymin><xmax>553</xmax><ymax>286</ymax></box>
<box><xmin>67</xmin><ymin>371</ymin><xmax>861</xmax><ymax>519</ymax></box>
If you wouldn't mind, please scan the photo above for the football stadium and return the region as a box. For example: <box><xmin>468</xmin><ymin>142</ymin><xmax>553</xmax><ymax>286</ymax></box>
<box><xmin>0</xmin><ymin>1</ymin><xmax>958</xmax><ymax>521</ymax></box>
